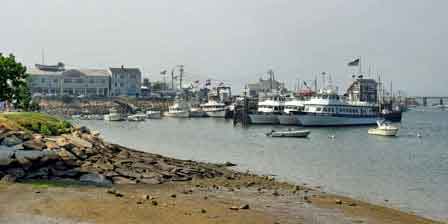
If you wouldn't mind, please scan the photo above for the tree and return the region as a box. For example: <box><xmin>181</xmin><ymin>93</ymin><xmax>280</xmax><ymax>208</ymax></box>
<box><xmin>0</xmin><ymin>53</ymin><xmax>30</xmax><ymax>110</ymax></box>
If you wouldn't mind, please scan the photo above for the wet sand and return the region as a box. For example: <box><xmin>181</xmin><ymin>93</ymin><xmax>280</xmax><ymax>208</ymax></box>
<box><xmin>0</xmin><ymin>175</ymin><xmax>444</xmax><ymax>224</ymax></box>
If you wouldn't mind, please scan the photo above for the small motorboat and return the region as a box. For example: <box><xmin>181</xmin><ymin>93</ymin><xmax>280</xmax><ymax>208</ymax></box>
<box><xmin>266</xmin><ymin>129</ymin><xmax>310</xmax><ymax>138</ymax></box>
<box><xmin>368</xmin><ymin>120</ymin><xmax>399</xmax><ymax>136</ymax></box>
<box><xmin>127</xmin><ymin>113</ymin><xmax>146</xmax><ymax>121</ymax></box>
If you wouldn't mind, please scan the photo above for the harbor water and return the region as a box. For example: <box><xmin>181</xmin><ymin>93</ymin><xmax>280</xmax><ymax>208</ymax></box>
<box><xmin>74</xmin><ymin>109</ymin><xmax>448</xmax><ymax>221</ymax></box>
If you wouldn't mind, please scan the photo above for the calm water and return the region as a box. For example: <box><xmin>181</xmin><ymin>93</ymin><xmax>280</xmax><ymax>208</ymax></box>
<box><xmin>75</xmin><ymin>109</ymin><xmax>448</xmax><ymax>221</ymax></box>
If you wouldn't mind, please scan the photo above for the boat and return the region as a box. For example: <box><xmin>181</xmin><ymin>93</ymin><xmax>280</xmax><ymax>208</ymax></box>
<box><xmin>277</xmin><ymin>98</ymin><xmax>305</xmax><ymax>125</ymax></box>
<box><xmin>249</xmin><ymin>96</ymin><xmax>284</xmax><ymax>124</ymax></box>
<box><xmin>297</xmin><ymin>89</ymin><xmax>381</xmax><ymax>126</ymax></box>
<box><xmin>164</xmin><ymin>100</ymin><xmax>190</xmax><ymax>118</ymax></box>
<box><xmin>189</xmin><ymin>105</ymin><xmax>207</xmax><ymax>117</ymax></box>
<box><xmin>200</xmin><ymin>100</ymin><xmax>227</xmax><ymax>118</ymax></box>
<box><xmin>381</xmin><ymin>109</ymin><xmax>402</xmax><ymax>122</ymax></box>
<box><xmin>368</xmin><ymin>120</ymin><xmax>399</xmax><ymax>136</ymax></box>
<box><xmin>266</xmin><ymin>129</ymin><xmax>310</xmax><ymax>138</ymax></box>
<box><xmin>146</xmin><ymin>109</ymin><xmax>161</xmax><ymax>119</ymax></box>
<box><xmin>127</xmin><ymin>113</ymin><xmax>146</xmax><ymax>121</ymax></box>
<box><xmin>104</xmin><ymin>108</ymin><xmax>124</xmax><ymax>121</ymax></box>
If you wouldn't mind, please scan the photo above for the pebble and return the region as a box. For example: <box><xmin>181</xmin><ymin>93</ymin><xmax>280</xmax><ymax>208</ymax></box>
<box><xmin>335</xmin><ymin>199</ymin><xmax>343</xmax><ymax>205</ymax></box>
<box><xmin>200</xmin><ymin>208</ymin><xmax>207</xmax><ymax>213</ymax></box>
<box><xmin>170</xmin><ymin>193</ymin><xmax>177</xmax><ymax>198</ymax></box>
<box><xmin>151</xmin><ymin>200</ymin><xmax>158</xmax><ymax>206</ymax></box>
<box><xmin>239</xmin><ymin>204</ymin><xmax>250</xmax><ymax>210</ymax></box>
<box><xmin>229</xmin><ymin>206</ymin><xmax>239</xmax><ymax>210</ymax></box>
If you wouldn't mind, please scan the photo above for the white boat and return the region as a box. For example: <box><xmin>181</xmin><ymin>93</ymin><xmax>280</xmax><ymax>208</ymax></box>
<box><xmin>189</xmin><ymin>106</ymin><xmax>206</xmax><ymax>117</ymax></box>
<box><xmin>277</xmin><ymin>98</ymin><xmax>305</xmax><ymax>125</ymax></box>
<box><xmin>200</xmin><ymin>100</ymin><xmax>227</xmax><ymax>118</ymax></box>
<box><xmin>128</xmin><ymin>113</ymin><xmax>146</xmax><ymax>121</ymax></box>
<box><xmin>267</xmin><ymin>129</ymin><xmax>310</xmax><ymax>138</ymax></box>
<box><xmin>297</xmin><ymin>89</ymin><xmax>381</xmax><ymax>126</ymax></box>
<box><xmin>368</xmin><ymin>120</ymin><xmax>399</xmax><ymax>136</ymax></box>
<box><xmin>104</xmin><ymin>108</ymin><xmax>124</xmax><ymax>121</ymax></box>
<box><xmin>146</xmin><ymin>110</ymin><xmax>161</xmax><ymax>119</ymax></box>
<box><xmin>164</xmin><ymin>101</ymin><xmax>190</xmax><ymax>118</ymax></box>
<box><xmin>249</xmin><ymin>96</ymin><xmax>284</xmax><ymax>124</ymax></box>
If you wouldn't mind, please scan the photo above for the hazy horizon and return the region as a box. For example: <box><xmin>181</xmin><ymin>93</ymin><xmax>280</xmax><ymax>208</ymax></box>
<box><xmin>1</xmin><ymin>0</ymin><xmax>447</xmax><ymax>96</ymax></box>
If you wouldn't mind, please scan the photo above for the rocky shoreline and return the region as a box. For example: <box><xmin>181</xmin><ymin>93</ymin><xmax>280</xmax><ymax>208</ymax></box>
<box><xmin>0</xmin><ymin>125</ymin><xmax>226</xmax><ymax>185</ymax></box>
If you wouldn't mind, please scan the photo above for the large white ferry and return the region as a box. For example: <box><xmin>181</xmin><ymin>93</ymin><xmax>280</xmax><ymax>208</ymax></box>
<box><xmin>277</xmin><ymin>98</ymin><xmax>305</xmax><ymax>125</ymax></box>
<box><xmin>297</xmin><ymin>89</ymin><xmax>380</xmax><ymax>126</ymax></box>
<box><xmin>200</xmin><ymin>100</ymin><xmax>227</xmax><ymax>118</ymax></box>
<box><xmin>249</xmin><ymin>96</ymin><xmax>284</xmax><ymax>124</ymax></box>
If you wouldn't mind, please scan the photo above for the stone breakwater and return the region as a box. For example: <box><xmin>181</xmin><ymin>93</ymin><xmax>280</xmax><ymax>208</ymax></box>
<box><xmin>0</xmin><ymin>126</ymin><xmax>224</xmax><ymax>185</ymax></box>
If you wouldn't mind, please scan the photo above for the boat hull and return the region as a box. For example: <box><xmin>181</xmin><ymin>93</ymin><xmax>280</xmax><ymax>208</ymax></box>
<box><xmin>368</xmin><ymin>128</ymin><xmax>398</xmax><ymax>136</ymax></box>
<box><xmin>190</xmin><ymin>111</ymin><xmax>206</xmax><ymax>117</ymax></box>
<box><xmin>249</xmin><ymin>113</ymin><xmax>280</xmax><ymax>124</ymax></box>
<box><xmin>298</xmin><ymin>113</ymin><xmax>380</xmax><ymax>126</ymax></box>
<box><xmin>146</xmin><ymin>111</ymin><xmax>161</xmax><ymax>119</ymax></box>
<box><xmin>164</xmin><ymin>111</ymin><xmax>190</xmax><ymax>118</ymax></box>
<box><xmin>269</xmin><ymin>130</ymin><xmax>310</xmax><ymax>138</ymax></box>
<box><xmin>277</xmin><ymin>114</ymin><xmax>301</xmax><ymax>125</ymax></box>
<box><xmin>104</xmin><ymin>114</ymin><xmax>124</xmax><ymax>121</ymax></box>
<box><xmin>205</xmin><ymin>110</ymin><xmax>226</xmax><ymax>118</ymax></box>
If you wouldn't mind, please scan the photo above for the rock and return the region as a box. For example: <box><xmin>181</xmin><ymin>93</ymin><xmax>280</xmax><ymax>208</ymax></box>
<box><xmin>229</xmin><ymin>206</ymin><xmax>239</xmax><ymax>210</ymax></box>
<box><xmin>170</xmin><ymin>193</ymin><xmax>177</xmax><ymax>198</ymax></box>
<box><xmin>1</xmin><ymin>135</ymin><xmax>23</xmax><ymax>147</ymax></box>
<box><xmin>246</xmin><ymin>181</ymin><xmax>256</xmax><ymax>187</ymax></box>
<box><xmin>45</xmin><ymin>141</ymin><xmax>59</xmax><ymax>150</ymax></box>
<box><xmin>272</xmin><ymin>190</ymin><xmax>280</xmax><ymax>196</ymax></box>
<box><xmin>6</xmin><ymin>168</ymin><xmax>26</xmax><ymax>179</ymax></box>
<box><xmin>200</xmin><ymin>208</ymin><xmax>207</xmax><ymax>213</ymax></box>
<box><xmin>224</xmin><ymin>162</ymin><xmax>237</xmax><ymax>167</ymax></box>
<box><xmin>80</xmin><ymin>173</ymin><xmax>112</xmax><ymax>186</ymax></box>
<box><xmin>139</xmin><ymin>178</ymin><xmax>161</xmax><ymax>185</ymax></box>
<box><xmin>1</xmin><ymin>174</ymin><xmax>17</xmax><ymax>183</ymax></box>
<box><xmin>335</xmin><ymin>199</ymin><xmax>343</xmax><ymax>205</ymax></box>
<box><xmin>142</xmin><ymin>194</ymin><xmax>151</xmax><ymax>200</ymax></box>
<box><xmin>111</xmin><ymin>176</ymin><xmax>137</xmax><ymax>184</ymax></box>
<box><xmin>0</xmin><ymin>148</ymin><xmax>16</xmax><ymax>166</ymax></box>
<box><xmin>79</xmin><ymin>126</ymin><xmax>90</xmax><ymax>134</ymax></box>
<box><xmin>25</xmin><ymin>167</ymin><xmax>49</xmax><ymax>179</ymax></box>
<box><xmin>239</xmin><ymin>204</ymin><xmax>250</xmax><ymax>210</ymax></box>
<box><xmin>15</xmin><ymin>150</ymin><xmax>47</xmax><ymax>163</ymax></box>
<box><xmin>22</xmin><ymin>140</ymin><xmax>46</xmax><ymax>151</ymax></box>
<box><xmin>91</xmin><ymin>131</ymin><xmax>100</xmax><ymax>137</ymax></box>
<box><xmin>348</xmin><ymin>202</ymin><xmax>357</xmax><ymax>207</ymax></box>
<box><xmin>63</xmin><ymin>135</ymin><xmax>92</xmax><ymax>148</ymax></box>
<box><xmin>106</xmin><ymin>188</ymin><xmax>124</xmax><ymax>197</ymax></box>
<box><xmin>151</xmin><ymin>200</ymin><xmax>158</xmax><ymax>206</ymax></box>
<box><xmin>50</xmin><ymin>168</ymin><xmax>81</xmax><ymax>177</ymax></box>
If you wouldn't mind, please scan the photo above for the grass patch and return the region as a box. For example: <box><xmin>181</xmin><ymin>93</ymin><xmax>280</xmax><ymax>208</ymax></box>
<box><xmin>0</xmin><ymin>112</ymin><xmax>72</xmax><ymax>135</ymax></box>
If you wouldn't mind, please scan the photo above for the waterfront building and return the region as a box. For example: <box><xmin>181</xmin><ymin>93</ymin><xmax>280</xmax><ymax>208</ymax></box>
<box><xmin>28</xmin><ymin>63</ymin><xmax>110</xmax><ymax>97</ymax></box>
<box><xmin>247</xmin><ymin>78</ymin><xmax>286</xmax><ymax>97</ymax></box>
<box><xmin>110</xmin><ymin>66</ymin><xmax>142</xmax><ymax>97</ymax></box>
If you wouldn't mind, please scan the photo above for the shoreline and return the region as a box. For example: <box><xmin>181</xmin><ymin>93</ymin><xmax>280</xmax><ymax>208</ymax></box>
<box><xmin>0</xmin><ymin>113</ymin><xmax>445</xmax><ymax>223</ymax></box>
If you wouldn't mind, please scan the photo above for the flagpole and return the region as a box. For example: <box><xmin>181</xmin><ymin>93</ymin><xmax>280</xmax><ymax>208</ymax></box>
<box><xmin>359</xmin><ymin>56</ymin><xmax>362</xmax><ymax>76</ymax></box>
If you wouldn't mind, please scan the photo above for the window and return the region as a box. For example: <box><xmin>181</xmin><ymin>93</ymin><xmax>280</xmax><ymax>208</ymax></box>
<box><xmin>89</xmin><ymin>79</ymin><xmax>94</xmax><ymax>84</ymax></box>
<box><xmin>64</xmin><ymin>79</ymin><xmax>72</xmax><ymax>83</ymax></box>
<box><xmin>53</xmin><ymin>79</ymin><xmax>58</xmax><ymax>83</ymax></box>
<box><xmin>76</xmin><ymin>79</ymin><xmax>83</xmax><ymax>83</ymax></box>
<box><xmin>41</xmin><ymin>78</ymin><xmax>45</xmax><ymax>83</ymax></box>
<box><xmin>120</xmin><ymin>75</ymin><xmax>124</xmax><ymax>79</ymax></box>
<box><xmin>120</xmin><ymin>82</ymin><xmax>124</xmax><ymax>87</ymax></box>
<box><xmin>316</xmin><ymin>107</ymin><xmax>322</xmax><ymax>112</ymax></box>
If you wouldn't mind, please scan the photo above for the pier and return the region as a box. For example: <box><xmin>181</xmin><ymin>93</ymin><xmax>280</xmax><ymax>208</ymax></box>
<box><xmin>407</xmin><ymin>96</ymin><xmax>448</xmax><ymax>107</ymax></box>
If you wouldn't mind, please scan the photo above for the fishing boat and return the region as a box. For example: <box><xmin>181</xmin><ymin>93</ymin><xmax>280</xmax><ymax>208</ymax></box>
<box><xmin>266</xmin><ymin>129</ymin><xmax>310</xmax><ymax>138</ymax></box>
<box><xmin>164</xmin><ymin>100</ymin><xmax>190</xmax><ymax>118</ymax></box>
<box><xmin>368</xmin><ymin>120</ymin><xmax>399</xmax><ymax>136</ymax></box>
<box><xmin>127</xmin><ymin>113</ymin><xmax>146</xmax><ymax>121</ymax></box>
<box><xmin>104</xmin><ymin>108</ymin><xmax>124</xmax><ymax>121</ymax></box>
<box><xmin>200</xmin><ymin>100</ymin><xmax>227</xmax><ymax>118</ymax></box>
<box><xmin>249</xmin><ymin>96</ymin><xmax>284</xmax><ymax>124</ymax></box>
<box><xmin>277</xmin><ymin>98</ymin><xmax>305</xmax><ymax>125</ymax></box>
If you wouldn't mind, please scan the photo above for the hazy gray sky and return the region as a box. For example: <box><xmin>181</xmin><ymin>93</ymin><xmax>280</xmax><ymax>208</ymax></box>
<box><xmin>1</xmin><ymin>0</ymin><xmax>447</xmax><ymax>96</ymax></box>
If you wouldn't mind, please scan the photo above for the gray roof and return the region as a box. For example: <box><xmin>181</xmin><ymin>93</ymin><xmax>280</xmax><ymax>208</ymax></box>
<box><xmin>28</xmin><ymin>67</ymin><xmax>110</xmax><ymax>77</ymax></box>
<box><xmin>109</xmin><ymin>67</ymin><xmax>141</xmax><ymax>75</ymax></box>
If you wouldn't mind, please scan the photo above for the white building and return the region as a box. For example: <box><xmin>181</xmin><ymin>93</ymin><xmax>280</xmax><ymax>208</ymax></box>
<box><xmin>109</xmin><ymin>66</ymin><xmax>142</xmax><ymax>97</ymax></box>
<box><xmin>28</xmin><ymin>63</ymin><xmax>111</xmax><ymax>97</ymax></box>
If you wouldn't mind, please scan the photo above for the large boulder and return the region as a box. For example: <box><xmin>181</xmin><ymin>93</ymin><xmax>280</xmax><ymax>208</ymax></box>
<box><xmin>1</xmin><ymin>135</ymin><xmax>23</xmax><ymax>147</ymax></box>
<box><xmin>22</xmin><ymin>140</ymin><xmax>46</xmax><ymax>151</ymax></box>
<box><xmin>63</xmin><ymin>135</ymin><xmax>92</xmax><ymax>149</ymax></box>
<box><xmin>0</xmin><ymin>148</ymin><xmax>15</xmax><ymax>166</ymax></box>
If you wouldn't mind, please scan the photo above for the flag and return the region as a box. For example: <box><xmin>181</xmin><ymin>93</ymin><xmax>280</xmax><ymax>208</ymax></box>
<box><xmin>347</xmin><ymin>58</ymin><xmax>360</xmax><ymax>66</ymax></box>
<box><xmin>303</xmin><ymin>81</ymin><xmax>308</xmax><ymax>87</ymax></box>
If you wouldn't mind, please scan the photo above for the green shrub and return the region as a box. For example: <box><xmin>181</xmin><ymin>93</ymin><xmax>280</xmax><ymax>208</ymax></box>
<box><xmin>39</xmin><ymin>124</ymin><xmax>52</xmax><ymax>135</ymax></box>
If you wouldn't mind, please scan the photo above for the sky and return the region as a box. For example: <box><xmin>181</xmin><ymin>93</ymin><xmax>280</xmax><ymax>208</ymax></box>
<box><xmin>1</xmin><ymin>0</ymin><xmax>447</xmax><ymax>96</ymax></box>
